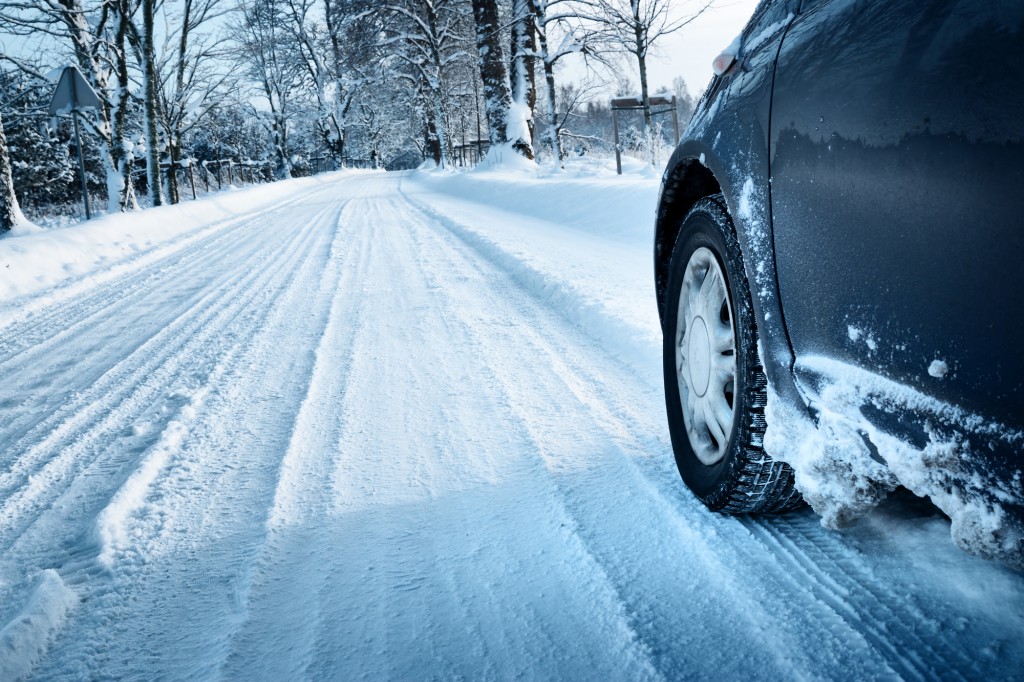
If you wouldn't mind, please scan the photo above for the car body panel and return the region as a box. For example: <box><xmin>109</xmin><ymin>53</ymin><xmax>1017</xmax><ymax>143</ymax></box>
<box><xmin>769</xmin><ymin>0</ymin><xmax>1024</xmax><ymax>435</ymax></box>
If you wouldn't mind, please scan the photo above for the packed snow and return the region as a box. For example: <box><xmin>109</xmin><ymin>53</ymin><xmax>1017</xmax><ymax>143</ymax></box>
<box><xmin>0</xmin><ymin>166</ymin><xmax>1022</xmax><ymax>680</ymax></box>
<box><xmin>929</xmin><ymin>359</ymin><xmax>950</xmax><ymax>379</ymax></box>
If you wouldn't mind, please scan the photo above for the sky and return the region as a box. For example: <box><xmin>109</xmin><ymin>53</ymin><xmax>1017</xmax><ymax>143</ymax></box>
<box><xmin>649</xmin><ymin>0</ymin><xmax>760</xmax><ymax>92</ymax></box>
<box><xmin>564</xmin><ymin>0</ymin><xmax>761</xmax><ymax>100</ymax></box>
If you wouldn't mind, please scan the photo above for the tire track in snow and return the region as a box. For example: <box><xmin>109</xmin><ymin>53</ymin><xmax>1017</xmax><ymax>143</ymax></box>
<box><xmin>399</xmin><ymin>204</ymin><xmax>670</xmax><ymax>681</ymax></box>
<box><xmin>36</xmin><ymin>183</ymin><xmax>373</xmax><ymax>680</ymax></box>
<box><xmin>5</xmin><ymin>173</ymin><xmax>1016</xmax><ymax>679</ymax></box>
<box><xmin>0</xmin><ymin>182</ymin><xmax>321</xmax><ymax>355</ymax></box>
<box><xmin>0</xmin><ymin>186</ymin><xmax>343</xmax><ymax>573</ymax></box>
<box><xmin>225</xmin><ymin>186</ymin><xmax>667</xmax><ymax>681</ymax></box>
<box><xmin>0</xmin><ymin>199</ymin><xmax>337</xmax><ymax>552</ymax></box>
<box><xmin>398</xmin><ymin>189</ymin><xmax>990</xmax><ymax>679</ymax></box>
<box><xmin>0</xmin><ymin>188</ymin><xmax>336</xmax><ymax>462</ymax></box>
<box><xmin>218</xmin><ymin>195</ymin><xmax>376</xmax><ymax>679</ymax></box>
<box><xmin>397</xmin><ymin>195</ymin><xmax>847</xmax><ymax>680</ymax></box>
<box><xmin>4</xmin><ymin>178</ymin><xmax>372</xmax><ymax>680</ymax></box>
<box><xmin>743</xmin><ymin>513</ymin><xmax>980</xmax><ymax>681</ymax></box>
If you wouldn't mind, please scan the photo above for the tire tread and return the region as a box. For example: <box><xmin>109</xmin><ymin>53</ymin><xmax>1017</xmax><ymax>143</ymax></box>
<box><xmin>667</xmin><ymin>194</ymin><xmax>803</xmax><ymax>515</ymax></box>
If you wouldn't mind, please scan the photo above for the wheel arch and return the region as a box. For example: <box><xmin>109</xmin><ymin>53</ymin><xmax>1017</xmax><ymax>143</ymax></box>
<box><xmin>655</xmin><ymin>138</ymin><xmax>811</xmax><ymax>420</ymax></box>
<box><xmin>654</xmin><ymin>141</ymin><xmax>734</xmax><ymax>325</ymax></box>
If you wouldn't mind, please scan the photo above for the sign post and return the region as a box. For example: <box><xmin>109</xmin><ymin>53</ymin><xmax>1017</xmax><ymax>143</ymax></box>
<box><xmin>610</xmin><ymin>95</ymin><xmax>679</xmax><ymax>175</ymax></box>
<box><xmin>49</xmin><ymin>66</ymin><xmax>102</xmax><ymax>220</ymax></box>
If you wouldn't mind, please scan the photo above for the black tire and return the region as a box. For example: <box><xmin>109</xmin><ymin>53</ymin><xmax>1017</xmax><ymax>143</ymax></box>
<box><xmin>663</xmin><ymin>194</ymin><xmax>801</xmax><ymax>513</ymax></box>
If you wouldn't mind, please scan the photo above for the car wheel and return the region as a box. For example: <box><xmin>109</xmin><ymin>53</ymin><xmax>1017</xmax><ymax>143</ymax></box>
<box><xmin>663</xmin><ymin>194</ymin><xmax>801</xmax><ymax>513</ymax></box>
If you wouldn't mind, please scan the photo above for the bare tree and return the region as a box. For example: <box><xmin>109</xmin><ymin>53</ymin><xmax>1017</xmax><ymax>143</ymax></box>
<box><xmin>585</xmin><ymin>0</ymin><xmax>713</xmax><ymax>163</ymax></box>
<box><xmin>233</xmin><ymin>0</ymin><xmax>305</xmax><ymax>178</ymax></box>
<box><xmin>671</xmin><ymin>74</ymin><xmax>695</xmax><ymax>120</ymax></box>
<box><xmin>159</xmin><ymin>0</ymin><xmax>231</xmax><ymax>203</ymax></box>
<box><xmin>534</xmin><ymin>0</ymin><xmax>612</xmax><ymax>162</ymax></box>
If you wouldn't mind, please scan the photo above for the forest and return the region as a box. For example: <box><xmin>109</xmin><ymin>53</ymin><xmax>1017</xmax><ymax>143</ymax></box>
<box><xmin>0</xmin><ymin>0</ymin><xmax>702</xmax><ymax>230</ymax></box>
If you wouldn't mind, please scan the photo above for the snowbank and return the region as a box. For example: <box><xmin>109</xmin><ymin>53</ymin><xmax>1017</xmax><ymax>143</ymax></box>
<box><xmin>403</xmin><ymin>159</ymin><xmax>662</xmax><ymax>379</ymax></box>
<box><xmin>0</xmin><ymin>570</ymin><xmax>76</xmax><ymax>681</ymax></box>
<box><xmin>0</xmin><ymin>174</ymin><xmax>337</xmax><ymax>304</ymax></box>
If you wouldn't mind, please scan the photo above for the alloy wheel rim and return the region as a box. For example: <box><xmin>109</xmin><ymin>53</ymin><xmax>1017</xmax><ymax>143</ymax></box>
<box><xmin>675</xmin><ymin>247</ymin><xmax>738</xmax><ymax>466</ymax></box>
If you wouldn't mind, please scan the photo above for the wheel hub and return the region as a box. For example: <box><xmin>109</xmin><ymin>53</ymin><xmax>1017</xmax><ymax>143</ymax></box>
<box><xmin>687</xmin><ymin>317</ymin><xmax>711</xmax><ymax>397</ymax></box>
<box><xmin>674</xmin><ymin>247</ymin><xmax>738</xmax><ymax>466</ymax></box>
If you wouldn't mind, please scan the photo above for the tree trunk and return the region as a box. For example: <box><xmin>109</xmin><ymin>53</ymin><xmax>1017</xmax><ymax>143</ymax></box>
<box><xmin>536</xmin><ymin>18</ymin><xmax>563</xmax><ymax>163</ymax></box>
<box><xmin>112</xmin><ymin>0</ymin><xmax>138</xmax><ymax>211</ymax></box>
<box><xmin>0</xmin><ymin>111</ymin><xmax>24</xmax><ymax>233</ymax></box>
<box><xmin>323</xmin><ymin>0</ymin><xmax>348</xmax><ymax>164</ymax></box>
<box><xmin>273</xmin><ymin>111</ymin><xmax>291</xmax><ymax>179</ymax></box>
<box><xmin>634</xmin><ymin>14</ymin><xmax>655</xmax><ymax>165</ymax></box>
<box><xmin>142</xmin><ymin>0</ymin><xmax>164</xmax><ymax>205</ymax></box>
<box><xmin>424</xmin><ymin>111</ymin><xmax>441</xmax><ymax>166</ymax></box>
<box><xmin>167</xmin><ymin>0</ymin><xmax>195</xmax><ymax>205</ymax></box>
<box><xmin>470</xmin><ymin>0</ymin><xmax>512</xmax><ymax>147</ymax></box>
<box><xmin>167</xmin><ymin>141</ymin><xmax>181</xmax><ymax>203</ymax></box>
<box><xmin>508</xmin><ymin>0</ymin><xmax>536</xmax><ymax>159</ymax></box>
<box><xmin>421</xmin><ymin>0</ymin><xmax>450</xmax><ymax>168</ymax></box>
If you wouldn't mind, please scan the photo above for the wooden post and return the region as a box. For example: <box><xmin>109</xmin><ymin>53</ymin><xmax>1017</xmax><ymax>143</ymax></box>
<box><xmin>72</xmin><ymin>111</ymin><xmax>92</xmax><ymax>219</ymax></box>
<box><xmin>672</xmin><ymin>96</ymin><xmax>680</xmax><ymax>144</ymax></box>
<box><xmin>612</xmin><ymin>108</ymin><xmax>622</xmax><ymax>175</ymax></box>
<box><xmin>216</xmin><ymin>161</ymin><xmax>222</xmax><ymax>189</ymax></box>
<box><xmin>188</xmin><ymin>162</ymin><xmax>197</xmax><ymax>199</ymax></box>
<box><xmin>166</xmin><ymin>163</ymin><xmax>176</xmax><ymax>202</ymax></box>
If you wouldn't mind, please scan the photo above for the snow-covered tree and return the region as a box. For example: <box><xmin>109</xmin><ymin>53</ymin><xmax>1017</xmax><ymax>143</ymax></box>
<box><xmin>380</xmin><ymin>0</ymin><xmax>470</xmax><ymax>167</ymax></box>
<box><xmin>281</xmin><ymin>0</ymin><xmax>337</xmax><ymax>160</ymax></box>
<box><xmin>189</xmin><ymin>100</ymin><xmax>269</xmax><ymax>164</ymax></box>
<box><xmin>159</xmin><ymin>0</ymin><xmax>232</xmax><ymax>203</ymax></box>
<box><xmin>0</xmin><ymin>110</ymin><xmax>26</xmax><ymax>233</ymax></box>
<box><xmin>533</xmin><ymin>0</ymin><xmax>613</xmax><ymax>162</ymax></box>
<box><xmin>469</xmin><ymin>0</ymin><xmax>511</xmax><ymax>149</ymax></box>
<box><xmin>0</xmin><ymin>71</ymin><xmax>77</xmax><ymax>211</ymax></box>
<box><xmin>0</xmin><ymin>0</ymin><xmax>141</xmax><ymax>211</ymax></box>
<box><xmin>140</xmin><ymin>0</ymin><xmax>164</xmax><ymax>205</ymax></box>
<box><xmin>111</xmin><ymin>0</ymin><xmax>140</xmax><ymax>210</ymax></box>
<box><xmin>508</xmin><ymin>0</ymin><xmax>537</xmax><ymax>159</ymax></box>
<box><xmin>233</xmin><ymin>0</ymin><xmax>306</xmax><ymax>178</ymax></box>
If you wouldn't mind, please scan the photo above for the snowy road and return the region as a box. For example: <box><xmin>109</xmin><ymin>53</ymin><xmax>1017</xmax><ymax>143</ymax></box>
<box><xmin>1</xmin><ymin>171</ymin><xmax>1021</xmax><ymax>680</ymax></box>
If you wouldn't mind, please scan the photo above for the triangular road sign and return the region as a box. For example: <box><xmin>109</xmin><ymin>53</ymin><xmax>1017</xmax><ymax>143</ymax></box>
<box><xmin>48</xmin><ymin>65</ymin><xmax>102</xmax><ymax>116</ymax></box>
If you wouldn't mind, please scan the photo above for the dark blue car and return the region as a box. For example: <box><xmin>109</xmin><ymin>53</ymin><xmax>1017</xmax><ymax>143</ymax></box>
<box><xmin>655</xmin><ymin>0</ymin><xmax>1023</xmax><ymax>566</ymax></box>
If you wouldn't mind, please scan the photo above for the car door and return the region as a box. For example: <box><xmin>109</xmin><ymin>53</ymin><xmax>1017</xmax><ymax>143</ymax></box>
<box><xmin>768</xmin><ymin>0</ymin><xmax>1024</xmax><ymax>427</ymax></box>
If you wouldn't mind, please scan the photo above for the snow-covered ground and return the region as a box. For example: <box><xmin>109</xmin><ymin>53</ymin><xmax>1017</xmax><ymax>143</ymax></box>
<box><xmin>0</xmin><ymin>167</ymin><xmax>1021</xmax><ymax>680</ymax></box>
